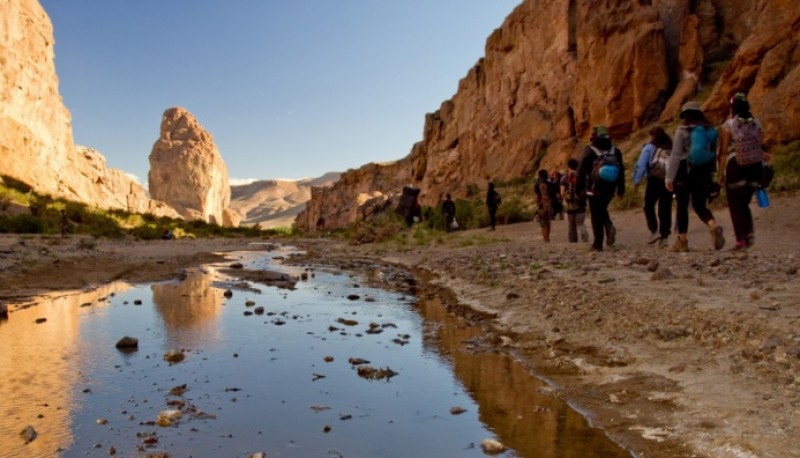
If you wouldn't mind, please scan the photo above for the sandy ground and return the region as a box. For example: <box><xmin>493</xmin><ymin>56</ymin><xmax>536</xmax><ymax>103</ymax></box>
<box><xmin>1</xmin><ymin>196</ymin><xmax>799</xmax><ymax>458</ymax></box>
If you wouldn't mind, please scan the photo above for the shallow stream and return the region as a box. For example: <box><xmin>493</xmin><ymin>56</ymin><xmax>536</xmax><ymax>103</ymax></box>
<box><xmin>0</xmin><ymin>246</ymin><xmax>629</xmax><ymax>457</ymax></box>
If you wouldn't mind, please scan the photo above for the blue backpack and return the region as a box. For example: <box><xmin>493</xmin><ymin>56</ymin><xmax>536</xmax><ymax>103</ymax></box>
<box><xmin>687</xmin><ymin>125</ymin><xmax>717</xmax><ymax>167</ymax></box>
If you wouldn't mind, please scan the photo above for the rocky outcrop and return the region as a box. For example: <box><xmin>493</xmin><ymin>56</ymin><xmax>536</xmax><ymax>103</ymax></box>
<box><xmin>0</xmin><ymin>0</ymin><xmax>178</xmax><ymax>218</ymax></box>
<box><xmin>298</xmin><ymin>0</ymin><xmax>800</xmax><ymax>231</ymax></box>
<box><xmin>230</xmin><ymin>172</ymin><xmax>340</xmax><ymax>228</ymax></box>
<box><xmin>148</xmin><ymin>107</ymin><xmax>238</xmax><ymax>226</ymax></box>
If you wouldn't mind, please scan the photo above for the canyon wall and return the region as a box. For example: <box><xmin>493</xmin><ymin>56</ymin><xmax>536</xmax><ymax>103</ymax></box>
<box><xmin>0</xmin><ymin>0</ymin><xmax>178</xmax><ymax>218</ymax></box>
<box><xmin>298</xmin><ymin>0</ymin><xmax>800</xmax><ymax>231</ymax></box>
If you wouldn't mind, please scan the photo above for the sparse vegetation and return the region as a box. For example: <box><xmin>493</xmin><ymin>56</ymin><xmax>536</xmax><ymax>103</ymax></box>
<box><xmin>0</xmin><ymin>177</ymin><xmax>290</xmax><ymax>239</ymax></box>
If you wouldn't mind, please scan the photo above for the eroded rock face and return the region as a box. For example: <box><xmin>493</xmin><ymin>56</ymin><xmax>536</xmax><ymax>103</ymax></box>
<box><xmin>0</xmin><ymin>0</ymin><xmax>177</xmax><ymax>218</ymax></box>
<box><xmin>298</xmin><ymin>0</ymin><xmax>800</xmax><ymax>231</ymax></box>
<box><xmin>148</xmin><ymin>107</ymin><xmax>235</xmax><ymax>226</ymax></box>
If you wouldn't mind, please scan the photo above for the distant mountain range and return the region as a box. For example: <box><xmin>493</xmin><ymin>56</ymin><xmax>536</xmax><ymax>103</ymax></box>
<box><xmin>229</xmin><ymin>172</ymin><xmax>340</xmax><ymax>228</ymax></box>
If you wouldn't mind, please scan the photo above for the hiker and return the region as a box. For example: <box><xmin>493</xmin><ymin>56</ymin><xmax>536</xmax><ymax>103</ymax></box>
<box><xmin>719</xmin><ymin>92</ymin><xmax>765</xmax><ymax>250</ymax></box>
<box><xmin>441</xmin><ymin>193</ymin><xmax>457</xmax><ymax>232</ymax></box>
<box><xmin>59</xmin><ymin>209</ymin><xmax>68</xmax><ymax>237</ymax></box>
<box><xmin>633</xmin><ymin>126</ymin><xmax>673</xmax><ymax>246</ymax></box>
<box><xmin>576</xmin><ymin>125</ymin><xmax>625</xmax><ymax>251</ymax></box>
<box><xmin>561</xmin><ymin>158</ymin><xmax>589</xmax><ymax>243</ymax></box>
<box><xmin>665</xmin><ymin>101</ymin><xmax>725</xmax><ymax>252</ymax></box>
<box><xmin>549</xmin><ymin>170</ymin><xmax>564</xmax><ymax>220</ymax></box>
<box><xmin>161</xmin><ymin>227</ymin><xmax>173</xmax><ymax>240</ymax></box>
<box><xmin>486</xmin><ymin>182</ymin><xmax>501</xmax><ymax>230</ymax></box>
<box><xmin>534</xmin><ymin>169</ymin><xmax>553</xmax><ymax>242</ymax></box>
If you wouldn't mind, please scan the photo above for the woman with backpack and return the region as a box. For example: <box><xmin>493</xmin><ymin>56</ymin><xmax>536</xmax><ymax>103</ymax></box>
<box><xmin>534</xmin><ymin>169</ymin><xmax>553</xmax><ymax>242</ymax></box>
<box><xmin>718</xmin><ymin>92</ymin><xmax>765</xmax><ymax>250</ymax></box>
<box><xmin>633</xmin><ymin>126</ymin><xmax>673</xmax><ymax>246</ymax></box>
<box><xmin>665</xmin><ymin>101</ymin><xmax>725</xmax><ymax>252</ymax></box>
<box><xmin>576</xmin><ymin>125</ymin><xmax>625</xmax><ymax>251</ymax></box>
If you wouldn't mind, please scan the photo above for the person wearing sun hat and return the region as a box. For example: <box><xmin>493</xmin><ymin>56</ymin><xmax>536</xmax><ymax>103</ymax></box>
<box><xmin>576</xmin><ymin>124</ymin><xmax>625</xmax><ymax>251</ymax></box>
<box><xmin>718</xmin><ymin>91</ymin><xmax>766</xmax><ymax>250</ymax></box>
<box><xmin>665</xmin><ymin>101</ymin><xmax>725</xmax><ymax>252</ymax></box>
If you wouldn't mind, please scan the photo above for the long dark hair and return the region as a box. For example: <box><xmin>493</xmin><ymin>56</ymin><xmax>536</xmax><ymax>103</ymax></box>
<box><xmin>731</xmin><ymin>92</ymin><xmax>753</xmax><ymax>119</ymax></box>
<box><xmin>649</xmin><ymin>126</ymin><xmax>673</xmax><ymax>150</ymax></box>
<box><xmin>681</xmin><ymin>109</ymin><xmax>709</xmax><ymax>126</ymax></box>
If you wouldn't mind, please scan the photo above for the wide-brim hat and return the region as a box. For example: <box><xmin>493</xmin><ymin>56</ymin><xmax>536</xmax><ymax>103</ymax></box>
<box><xmin>679</xmin><ymin>101</ymin><xmax>703</xmax><ymax>119</ymax></box>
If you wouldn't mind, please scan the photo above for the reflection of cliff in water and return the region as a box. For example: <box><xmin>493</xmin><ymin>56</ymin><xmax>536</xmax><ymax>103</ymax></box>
<box><xmin>151</xmin><ymin>267</ymin><xmax>224</xmax><ymax>348</ymax></box>
<box><xmin>416</xmin><ymin>296</ymin><xmax>628</xmax><ymax>457</ymax></box>
<box><xmin>0</xmin><ymin>283</ymin><xmax>131</xmax><ymax>458</ymax></box>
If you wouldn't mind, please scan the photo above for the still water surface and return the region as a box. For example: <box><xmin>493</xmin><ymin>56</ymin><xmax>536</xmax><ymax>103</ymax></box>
<box><xmin>0</xmin><ymin>247</ymin><xmax>629</xmax><ymax>457</ymax></box>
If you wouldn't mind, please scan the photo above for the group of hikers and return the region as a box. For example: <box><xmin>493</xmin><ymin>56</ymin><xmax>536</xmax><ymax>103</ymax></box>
<box><xmin>443</xmin><ymin>92</ymin><xmax>771</xmax><ymax>252</ymax></box>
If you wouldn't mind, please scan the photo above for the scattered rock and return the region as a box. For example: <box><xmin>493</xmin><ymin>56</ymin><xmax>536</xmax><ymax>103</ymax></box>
<box><xmin>450</xmin><ymin>406</ymin><xmax>467</xmax><ymax>415</ymax></box>
<box><xmin>96</xmin><ymin>418</ymin><xmax>108</xmax><ymax>425</ymax></box>
<box><xmin>230</xmin><ymin>262</ymin><xmax>244</xmax><ymax>269</ymax></box>
<box><xmin>480</xmin><ymin>438</ymin><xmax>506</xmax><ymax>454</ymax></box>
<box><xmin>169</xmin><ymin>384</ymin><xmax>188</xmax><ymax>396</ymax></box>
<box><xmin>35</xmin><ymin>317</ymin><xmax>46</xmax><ymax>324</ymax></box>
<box><xmin>646</xmin><ymin>259</ymin><xmax>659</xmax><ymax>272</ymax></box>
<box><xmin>20</xmin><ymin>425</ymin><xmax>37</xmax><ymax>444</ymax></box>
<box><xmin>254</xmin><ymin>306</ymin><xmax>265</xmax><ymax>315</ymax></box>
<box><xmin>347</xmin><ymin>294</ymin><xmax>360</xmax><ymax>301</ymax></box>
<box><xmin>223</xmin><ymin>289</ymin><xmax>233</xmax><ymax>298</ymax></box>
<box><xmin>133</xmin><ymin>299</ymin><xmax>142</xmax><ymax>305</ymax></box>
<box><xmin>163</xmin><ymin>350</ymin><xmax>185</xmax><ymax>363</ymax></box>
<box><xmin>245</xmin><ymin>300</ymin><xmax>255</xmax><ymax>307</ymax></box>
<box><xmin>348</xmin><ymin>357</ymin><xmax>370</xmax><ymax>366</ymax></box>
<box><xmin>115</xmin><ymin>336</ymin><xmax>138</xmax><ymax>350</ymax></box>
<box><xmin>156</xmin><ymin>409</ymin><xmax>182</xmax><ymax>427</ymax></box>
<box><xmin>324</xmin><ymin>356</ymin><xmax>334</xmax><ymax>363</ymax></box>
<box><xmin>650</xmin><ymin>267</ymin><xmax>673</xmax><ymax>281</ymax></box>
<box><xmin>356</xmin><ymin>365</ymin><xmax>398</xmax><ymax>380</ymax></box>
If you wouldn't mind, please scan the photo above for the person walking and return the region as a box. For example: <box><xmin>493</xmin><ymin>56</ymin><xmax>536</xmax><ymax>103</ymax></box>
<box><xmin>719</xmin><ymin>92</ymin><xmax>765</xmax><ymax>250</ymax></box>
<box><xmin>441</xmin><ymin>193</ymin><xmax>457</xmax><ymax>232</ymax></box>
<box><xmin>534</xmin><ymin>169</ymin><xmax>553</xmax><ymax>242</ymax></box>
<box><xmin>561</xmin><ymin>158</ymin><xmax>589</xmax><ymax>243</ymax></box>
<box><xmin>633</xmin><ymin>126</ymin><xmax>673</xmax><ymax>246</ymax></box>
<box><xmin>576</xmin><ymin>125</ymin><xmax>625</xmax><ymax>251</ymax></box>
<box><xmin>665</xmin><ymin>101</ymin><xmax>725</xmax><ymax>252</ymax></box>
<box><xmin>486</xmin><ymin>182</ymin><xmax>501</xmax><ymax>230</ymax></box>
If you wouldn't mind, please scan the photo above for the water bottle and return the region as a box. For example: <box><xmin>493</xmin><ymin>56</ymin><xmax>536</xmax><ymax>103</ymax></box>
<box><xmin>756</xmin><ymin>187</ymin><xmax>770</xmax><ymax>208</ymax></box>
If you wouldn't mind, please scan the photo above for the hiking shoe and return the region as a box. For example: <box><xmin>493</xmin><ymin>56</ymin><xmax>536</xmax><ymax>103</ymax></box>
<box><xmin>658</xmin><ymin>237</ymin><xmax>668</xmax><ymax>248</ymax></box>
<box><xmin>670</xmin><ymin>238</ymin><xmax>689</xmax><ymax>252</ymax></box>
<box><xmin>589</xmin><ymin>245</ymin><xmax>603</xmax><ymax>252</ymax></box>
<box><xmin>711</xmin><ymin>226</ymin><xmax>725</xmax><ymax>250</ymax></box>
<box><xmin>732</xmin><ymin>240</ymin><xmax>748</xmax><ymax>251</ymax></box>
<box><xmin>647</xmin><ymin>232</ymin><xmax>661</xmax><ymax>245</ymax></box>
<box><xmin>607</xmin><ymin>225</ymin><xmax>617</xmax><ymax>247</ymax></box>
<box><xmin>746</xmin><ymin>234</ymin><xmax>755</xmax><ymax>248</ymax></box>
<box><xmin>580</xmin><ymin>227</ymin><xmax>589</xmax><ymax>243</ymax></box>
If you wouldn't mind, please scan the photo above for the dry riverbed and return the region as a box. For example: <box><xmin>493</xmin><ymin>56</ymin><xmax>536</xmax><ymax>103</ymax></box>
<box><xmin>1</xmin><ymin>195</ymin><xmax>799</xmax><ymax>457</ymax></box>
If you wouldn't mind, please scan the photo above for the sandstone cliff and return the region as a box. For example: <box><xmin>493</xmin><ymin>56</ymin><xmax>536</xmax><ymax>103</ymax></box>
<box><xmin>230</xmin><ymin>172</ymin><xmax>340</xmax><ymax>229</ymax></box>
<box><xmin>149</xmin><ymin>107</ymin><xmax>239</xmax><ymax>227</ymax></box>
<box><xmin>0</xmin><ymin>0</ymin><xmax>178</xmax><ymax>218</ymax></box>
<box><xmin>298</xmin><ymin>0</ymin><xmax>800</xmax><ymax>231</ymax></box>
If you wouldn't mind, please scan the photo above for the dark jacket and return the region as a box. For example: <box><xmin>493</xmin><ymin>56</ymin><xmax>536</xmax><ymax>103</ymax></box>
<box><xmin>442</xmin><ymin>199</ymin><xmax>456</xmax><ymax>217</ymax></box>
<box><xmin>576</xmin><ymin>139</ymin><xmax>626</xmax><ymax>198</ymax></box>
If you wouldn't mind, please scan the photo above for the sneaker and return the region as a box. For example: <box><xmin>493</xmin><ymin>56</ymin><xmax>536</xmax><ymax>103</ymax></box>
<box><xmin>746</xmin><ymin>234</ymin><xmax>755</xmax><ymax>248</ymax></box>
<box><xmin>607</xmin><ymin>225</ymin><xmax>617</xmax><ymax>247</ymax></box>
<box><xmin>711</xmin><ymin>226</ymin><xmax>725</xmax><ymax>251</ymax></box>
<box><xmin>580</xmin><ymin>227</ymin><xmax>589</xmax><ymax>243</ymax></box>
<box><xmin>590</xmin><ymin>245</ymin><xmax>603</xmax><ymax>252</ymax></box>
<box><xmin>647</xmin><ymin>232</ymin><xmax>661</xmax><ymax>245</ymax></box>
<box><xmin>732</xmin><ymin>240</ymin><xmax>747</xmax><ymax>251</ymax></box>
<box><xmin>670</xmin><ymin>238</ymin><xmax>689</xmax><ymax>252</ymax></box>
<box><xmin>658</xmin><ymin>237</ymin><xmax>668</xmax><ymax>248</ymax></box>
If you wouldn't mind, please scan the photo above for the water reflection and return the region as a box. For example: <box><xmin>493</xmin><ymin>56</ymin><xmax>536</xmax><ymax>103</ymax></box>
<box><xmin>151</xmin><ymin>267</ymin><xmax>224</xmax><ymax>349</ymax></box>
<box><xmin>0</xmin><ymin>283</ymin><xmax>133</xmax><ymax>457</ymax></box>
<box><xmin>416</xmin><ymin>296</ymin><xmax>629</xmax><ymax>457</ymax></box>
<box><xmin>0</xmin><ymin>251</ymin><xmax>628</xmax><ymax>457</ymax></box>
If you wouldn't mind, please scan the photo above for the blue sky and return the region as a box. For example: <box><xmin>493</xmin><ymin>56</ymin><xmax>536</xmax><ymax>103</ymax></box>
<box><xmin>40</xmin><ymin>1</ymin><xmax>521</xmax><ymax>184</ymax></box>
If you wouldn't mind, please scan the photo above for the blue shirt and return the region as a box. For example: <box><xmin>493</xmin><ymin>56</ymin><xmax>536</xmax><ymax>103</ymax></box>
<box><xmin>633</xmin><ymin>143</ymin><xmax>656</xmax><ymax>186</ymax></box>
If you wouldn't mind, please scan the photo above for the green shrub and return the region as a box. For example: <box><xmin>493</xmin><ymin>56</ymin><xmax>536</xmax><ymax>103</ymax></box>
<box><xmin>0</xmin><ymin>214</ymin><xmax>43</xmax><ymax>233</ymax></box>
<box><xmin>770</xmin><ymin>141</ymin><xmax>800</xmax><ymax>192</ymax></box>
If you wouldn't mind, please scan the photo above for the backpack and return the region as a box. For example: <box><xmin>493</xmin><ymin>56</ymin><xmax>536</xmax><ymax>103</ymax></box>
<box><xmin>649</xmin><ymin>146</ymin><xmax>669</xmax><ymax>179</ymax></box>
<box><xmin>534</xmin><ymin>178</ymin><xmax>559</xmax><ymax>203</ymax></box>
<box><xmin>687</xmin><ymin>125</ymin><xmax>717</xmax><ymax>167</ymax></box>
<box><xmin>563</xmin><ymin>173</ymin><xmax>578</xmax><ymax>202</ymax></box>
<box><xmin>590</xmin><ymin>147</ymin><xmax>620</xmax><ymax>184</ymax></box>
<box><xmin>731</xmin><ymin>117</ymin><xmax>763</xmax><ymax>165</ymax></box>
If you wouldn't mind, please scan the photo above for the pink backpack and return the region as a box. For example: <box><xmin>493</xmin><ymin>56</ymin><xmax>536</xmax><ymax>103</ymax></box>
<box><xmin>731</xmin><ymin>117</ymin><xmax>763</xmax><ymax>165</ymax></box>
